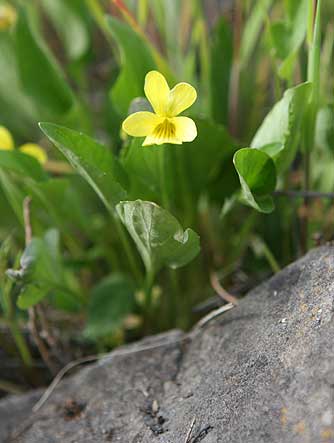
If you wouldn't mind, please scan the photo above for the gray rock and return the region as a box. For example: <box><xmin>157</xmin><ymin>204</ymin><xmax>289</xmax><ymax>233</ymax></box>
<box><xmin>1</xmin><ymin>245</ymin><xmax>334</xmax><ymax>443</ymax></box>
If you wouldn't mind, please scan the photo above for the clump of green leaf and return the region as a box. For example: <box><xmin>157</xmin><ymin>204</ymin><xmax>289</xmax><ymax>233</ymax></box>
<box><xmin>0</xmin><ymin>0</ymin><xmax>331</xmax><ymax>385</ymax></box>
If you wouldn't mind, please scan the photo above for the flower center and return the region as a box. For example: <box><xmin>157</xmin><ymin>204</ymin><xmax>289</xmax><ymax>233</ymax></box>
<box><xmin>153</xmin><ymin>119</ymin><xmax>176</xmax><ymax>139</ymax></box>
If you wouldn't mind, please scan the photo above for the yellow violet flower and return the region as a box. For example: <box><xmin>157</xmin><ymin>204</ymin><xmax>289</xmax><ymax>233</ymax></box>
<box><xmin>122</xmin><ymin>71</ymin><xmax>197</xmax><ymax>146</ymax></box>
<box><xmin>0</xmin><ymin>126</ymin><xmax>14</xmax><ymax>150</ymax></box>
<box><xmin>0</xmin><ymin>4</ymin><xmax>17</xmax><ymax>31</ymax></box>
<box><xmin>19</xmin><ymin>143</ymin><xmax>48</xmax><ymax>165</ymax></box>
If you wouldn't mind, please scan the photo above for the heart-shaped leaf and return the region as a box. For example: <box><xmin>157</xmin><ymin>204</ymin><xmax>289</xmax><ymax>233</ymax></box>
<box><xmin>233</xmin><ymin>148</ymin><xmax>277</xmax><ymax>213</ymax></box>
<box><xmin>116</xmin><ymin>200</ymin><xmax>200</xmax><ymax>274</ymax></box>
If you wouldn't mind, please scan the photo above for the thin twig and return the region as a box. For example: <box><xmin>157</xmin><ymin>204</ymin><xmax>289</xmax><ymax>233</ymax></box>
<box><xmin>194</xmin><ymin>303</ymin><xmax>234</xmax><ymax>329</ymax></box>
<box><xmin>44</xmin><ymin>160</ymin><xmax>72</xmax><ymax>175</ymax></box>
<box><xmin>36</xmin><ymin>305</ymin><xmax>59</xmax><ymax>350</ymax></box>
<box><xmin>210</xmin><ymin>272</ymin><xmax>239</xmax><ymax>305</ymax></box>
<box><xmin>23</xmin><ymin>196</ymin><xmax>32</xmax><ymax>244</ymax></box>
<box><xmin>185</xmin><ymin>417</ymin><xmax>196</xmax><ymax>443</ymax></box>
<box><xmin>273</xmin><ymin>190</ymin><xmax>334</xmax><ymax>199</ymax></box>
<box><xmin>32</xmin><ymin>303</ymin><xmax>235</xmax><ymax>413</ymax></box>
<box><xmin>28</xmin><ymin>306</ymin><xmax>57</xmax><ymax>375</ymax></box>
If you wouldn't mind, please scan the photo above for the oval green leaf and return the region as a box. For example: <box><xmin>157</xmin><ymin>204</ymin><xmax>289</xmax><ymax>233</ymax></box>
<box><xmin>251</xmin><ymin>82</ymin><xmax>312</xmax><ymax>174</ymax></box>
<box><xmin>233</xmin><ymin>148</ymin><xmax>277</xmax><ymax>213</ymax></box>
<box><xmin>116</xmin><ymin>200</ymin><xmax>200</xmax><ymax>274</ymax></box>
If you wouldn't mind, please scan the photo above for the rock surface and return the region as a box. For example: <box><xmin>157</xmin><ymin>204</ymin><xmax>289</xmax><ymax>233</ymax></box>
<box><xmin>1</xmin><ymin>245</ymin><xmax>334</xmax><ymax>443</ymax></box>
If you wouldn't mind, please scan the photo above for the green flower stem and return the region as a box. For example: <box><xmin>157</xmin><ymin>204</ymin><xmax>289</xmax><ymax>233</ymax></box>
<box><xmin>159</xmin><ymin>146</ymin><xmax>170</xmax><ymax>210</ymax></box>
<box><xmin>85</xmin><ymin>0</ymin><xmax>112</xmax><ymax>43</ymax></box>
<box><xmin>137</xmin><ymin>0</ymin><xmax>148</xmax><ymax>27</ymax></box>
<box><xmin>168</xmin><ymin>268</ymin><xmax>180</xmax><ymax>327</ymax></box>
<box><xmin>301</xmin><ymin>0</ymin><xmax>322</xmax><ymax>252</ymax></box>
<box><xmin>144</xmin><ymin>268</ymin><xmax>155</xmax><ymax>311</ymax></box>
<box><xmin>193</xmin><ymin>0</ymin><xmax>210</xmax><ymax>105</ymax></box>
<box><xmin>179</xmin><ymin>148</ymin><xmax>195</xmax><ymax>226</ymax></box>
<box><xmin>2</xmin><ymin>283</ymin><xmax>33</xmax><ymax>367</ymax></box>
<box><xmin>159</xmin><ymin>147</ymin><xmax>182</xmax><ymax>327</ymax></box>
<box><xmin>260</xmin><ymin>242</ymin><xmax>281</xmax><ymax>274</ymax></box>
<box><xmin>109</xmin><ymin>209</ymin><xmax>142</xmax><ymax>285</ymax></box>
<box><xmin>8</xmin><ymin>320</ymin><xmax>33</xmax><ymax>367</ymax></box>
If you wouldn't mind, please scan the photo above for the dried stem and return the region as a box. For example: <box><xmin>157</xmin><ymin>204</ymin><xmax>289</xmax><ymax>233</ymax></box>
<box><xmin>28</xmin><ymin>307</ymin><xmax>58</xmax><ymax>375</ymax></box>
<box><xmin>23</xmin><ymin>196</ymin><xmax>32</xmax><ymax>245</ymax></box>
<box><xmin>210</xmin><ymin>272</ymin><xmax>239</xmax><ymax>305</ymax></box>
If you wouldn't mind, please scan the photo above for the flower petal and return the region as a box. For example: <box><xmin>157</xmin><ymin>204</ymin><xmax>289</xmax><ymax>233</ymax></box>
<box><xmin>0</xmin><ymin>126</ymin><xmax>14</xmax><ymax>150</ymax></box>
<box><xmin>172</xmin><ymin>117</ymin><xmax>197</xmax><ymax>142</ymax></box>
<box><xmin>122</xmin><ymin>112</ymin><xmax>162</xmax><ymax>137</ymax></box>
<box><xmin>144</xmin><ymin>71</ymin><xmax>170</xmax><ymax>116</ymax></box>
<box><xmin>167</xmin><ymin>83</ymin><xmax>197</xmax><ymax>116</ymax></box>
<box><xmin>19</xmin><ymin>143</ymin><xmax>48</xmax><ymax>164</ymax></box>
<box><xmin>142</xmin><ymin>118</ymin><xmax>182</xmax><ymax>146</ymax></box>
<box><xmin>142</xmin><ymin>134</ymin><xmax>182</xmax><ymax>146</ymax></box>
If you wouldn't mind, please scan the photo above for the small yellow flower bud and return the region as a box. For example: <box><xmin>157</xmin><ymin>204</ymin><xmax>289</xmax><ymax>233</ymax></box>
<box><xmin>19</xmin><ymin>143</ymin><xmax>48</xmax><ymax>165</ymax></box>
<box><xmin>0</xmin><ymin>4</ymin><xmax>17</xmax><ymax>31</ymax></box>
<box><xmin>0</xmin><ymin>126</ymin><xmax>14</xmax><ymax>150</ymax></box>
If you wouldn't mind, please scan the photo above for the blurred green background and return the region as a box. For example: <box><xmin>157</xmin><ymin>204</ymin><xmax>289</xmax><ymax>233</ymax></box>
<box><xmin>0</xmin><ymin>0</ymin><xmax>333</xmax><ymax>394</ymax></box>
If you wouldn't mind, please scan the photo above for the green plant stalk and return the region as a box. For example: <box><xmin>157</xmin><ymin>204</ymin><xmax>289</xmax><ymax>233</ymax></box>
<box><xmin>177</xmin><ymin>148</ymin><xmax>195</xmax><ymax>227</ymax></box>
<box><xmin>8</xmin><ymin>320</ymin><xmax>33</xmax><ymax>367</ymax></box>
<box><xmin>108</xmin><ymin>209</ymin><xmax>142</xmax><ymax>284</ymax></box>
<box><xmin>307</xmin><ymin>0</ymin><xmax>321</xmax><ymax>99</ymax></box>
<box><xmin>168</xmin><ymin>268</ymin><xmax>181</xmax><ymax>327</ymax></box>
<box><xmin>321</xmin><ymin>23</ymin><xmax>334</xmax><ymax>96</ymax></box>
<box><xmin>159</xmin><ymin>146</ymin><xmax>170</xmax><ymax>211</ymax></box>
<box><xmin>199</xmin><ymin>20</ymin><xmax>210</xmax><ymax>107</ymax></box>
<box><xmin>2</xmin><ymin>283</ymin><xmax>33</xmax><ymax>367</ymax></box>
<box><xmin>158</xmin><ymin>147</ymin><xmax>181</xmax><ymax>326</ymax></box>
<box><xmin>261</xmin><ymin>242</ymin><xmax>281</xmax><ymax>274</ymax></box>
<box><xmin>302</xmin><ymin>0</ymin><xmax>322</xmax><ymax>251</ymax></box>
<box><xmin>144</xmin><ymin>267</ymin><xmax>155</xmax><ymax>311</ymax></box>
<box><xmin>85</xmin><ymin>0</ymin><xmax>113</xmax><ymax>43</ymax></box>
<box><xmin>111</xmin><ymin>0</ymin><xmax>175</xmax><ymax>82</ymax></box>
<box><xmin>1</xmin><ymin>249</ymin><xmax>33</xmax><ymax>367</ymax></box>
<box><xmin>229</xmin><ymin>212</ymin><xmax>257</xmax><ymax>266</ymax></box>
<box><xmin>229</xmin><ymin>0</ymin><xmax>243</xmax><ymax>136</ymax></box>
<box><xmin>137</xmin><ymin>0</ymin><xmax>148</xmax><ymax>27</ymax></box>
